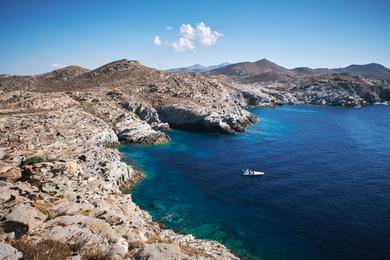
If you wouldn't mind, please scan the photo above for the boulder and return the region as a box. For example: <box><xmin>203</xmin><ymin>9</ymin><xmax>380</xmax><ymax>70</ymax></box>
<box><xmin>0</xmin><ymin>167</ymin><xmax>22</xmax><ymax>181</ymax></box>
<box><xmin>135</xmin><ymin>243</ymin><xmax>185</xmax><ymax>260</ymax></box>
<box><xmin>6</xmin><ymin>204</ymin><xmax>47</xmax><ymax>231</ymax></box>
<box><xmin>65</xmin><ymin>161</ymin><xmax>83</xmax><ymax>177</ymax></box>
<box><xmin>0</xmin><ymin>242</ymin><xmax>23</xmax><ymax>260</ymax></box>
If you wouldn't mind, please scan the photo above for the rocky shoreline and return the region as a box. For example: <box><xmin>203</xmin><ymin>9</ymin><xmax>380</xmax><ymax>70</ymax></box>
<box><xmin>0</xmin><ymin>90</ymin><xmax>240</xmax><ymax>259</ymax></box>
<box><xmin>217</xmin><ymin>73</ymin><xmax>390</xmax><ymax>108</ymax></box>
<box><xmin>1</xmin><ymin>59</ymin><xmax>389</xmax><ymax>259</ymax></box>
<box><xmin>0</xmin><ymin>59</ymin><xmax>254</xmax><ymax>259</ymax></box>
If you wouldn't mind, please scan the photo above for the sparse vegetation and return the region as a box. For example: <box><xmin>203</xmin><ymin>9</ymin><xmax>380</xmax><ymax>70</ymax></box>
<box><xmin>104</xmin><ymin>142</ymin><xmax>120</xmax><ymax>149</ymax></box>
<box><xmin>12</xmin><ymin>239</ymin><xmax>110</xmax><ymax>260</ymax></box>
<box><xmin>32</xmin><ymin>199</ymin><xmax>53</xmax><ymax>215</ymax></box>
<box><xmin>12</xmin><ymin>239</ymin><xmax>74</xmax><ymax>260</ymax></box>
<box><xmin>80</xmin><ymin>209</ymin><xmax>92</xmax><ymax>216</ymax></box>
<box><xmin>52</xmin><ymin>166</ymin><xmax>65</xmax><ymax>174</ymax></box>
<box><xmin>180</xmin><ymin>245</ymin><xmax>212</xmax><ymax>257</ymax></box>
<box><xmin>47</xmin><ymin>157</ymin><xmax>61</xmax><ymax>162</ymax></box>
<box><xmin>146</xmin><ymin>234</ymin><xmax>171</xmax><ymax>244</ymax></box>
<box><xmin>23</xmin><ymin>156</ymin><xmax>45</xmax><ymax>165</ymax></box>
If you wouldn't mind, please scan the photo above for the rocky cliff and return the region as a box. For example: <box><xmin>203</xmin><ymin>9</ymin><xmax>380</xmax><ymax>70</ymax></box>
<box><xmin>0</xmin><ymin>90</ymin><xmax>238</xmax><ymax>259</ymax></box>
<box><xmin>0</xmin><ymin>60</ymin><xmax>256</xmax><ymax>134</ymax></box>
<box><xmin>213</xmin><ymin>72</ymin><xmax>390</xmax><ymax>107</ymax></box>
<box><xmin>1</xmin><ymin>58</ymin><xmax>389</xmax><ymax>259</ymax></box>
<box><xmin>0</xmin><ymin>60</ymin><xmax>253</xmax><ymax>259</ymax></box>
<box><xmin>205</xmin><ymin>59</ymin><xmax>390</xmax><ymax>107</ymax></box>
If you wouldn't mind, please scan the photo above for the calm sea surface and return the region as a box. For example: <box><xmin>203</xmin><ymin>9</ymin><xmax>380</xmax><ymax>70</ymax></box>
<box><xmin>119</xmin><ymin>105</ymin><xmax>390</xmax><ymax>259</ymax></box>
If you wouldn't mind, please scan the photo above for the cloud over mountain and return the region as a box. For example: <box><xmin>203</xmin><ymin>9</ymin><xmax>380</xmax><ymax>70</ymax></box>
<box><xmin>153</xmin><ymin>22</ymin><xmax>223</xmax><ymax>52</ymax></box>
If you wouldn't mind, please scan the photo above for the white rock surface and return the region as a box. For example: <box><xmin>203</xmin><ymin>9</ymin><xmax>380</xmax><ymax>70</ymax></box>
<box><xmin>0</xmin><ymin>242</ymin><xmax>23</xmax><ymax>260</ymax></box>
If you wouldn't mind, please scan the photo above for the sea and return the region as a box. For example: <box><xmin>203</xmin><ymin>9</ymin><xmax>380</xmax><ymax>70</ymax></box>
<box><xmin>119</xmin><ymin>105</ymin><xmax>390</xmax><ymax>259</ymax></box>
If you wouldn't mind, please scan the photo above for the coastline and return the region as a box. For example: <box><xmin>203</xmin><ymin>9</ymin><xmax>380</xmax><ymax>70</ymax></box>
<box><xmin>0</xmin><ymin>91</ymin><xmax>240</xmax><ymax>259</ymax></box>
<box><xmin>123</xmin><ymin>104</ymin><xmax>390</xmax><ymax>259</ymax></box>
<box><xmin>1</xmin><ymin>59</ymin><xmax>389</xmax><ymax>259</ymax></box>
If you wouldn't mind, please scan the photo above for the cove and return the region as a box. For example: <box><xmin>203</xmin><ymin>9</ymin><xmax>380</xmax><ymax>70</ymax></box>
<box><xmin>119</xmin><ymin>105</ymin><xmax>390</xmax><ymax>259</ymax></box>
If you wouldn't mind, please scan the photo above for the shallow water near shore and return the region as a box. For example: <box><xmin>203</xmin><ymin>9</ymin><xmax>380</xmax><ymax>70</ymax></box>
<box><xmin>119</xmin><ymin>105</ymin><xmax>390</xmax><ymax>259</ymax></box>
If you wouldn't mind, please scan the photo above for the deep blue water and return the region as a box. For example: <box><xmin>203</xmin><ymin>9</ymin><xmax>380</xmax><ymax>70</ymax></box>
<box><xmin>119</xmin><ymin>105</ymin><xmax>390</xmax><ymax>259</ymax></box>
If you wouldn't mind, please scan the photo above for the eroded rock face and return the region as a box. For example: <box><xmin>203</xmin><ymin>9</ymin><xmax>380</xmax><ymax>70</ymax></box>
<box><xmin>0</xmin><ymin>59</ymin><xmax>258</xmax><ymax>134</ymax></box>
<box><xmin>216</xmin><ymin>73</ymin><xmax>390</xmax><ymax>108</ymax></box>
<box><xmin>135</xmin><ymin>243</ymin><xmax>186</xmax><ymax>260</ymax></box>
<box><xmin>0</xmin><ymin>90</ymin><xmax>238</xmax><ymax>259</ymax></box>
<box><xmin>67</xmin><ymin>91</ymin><xmax>170</xmax><ymax>144</ymax></box>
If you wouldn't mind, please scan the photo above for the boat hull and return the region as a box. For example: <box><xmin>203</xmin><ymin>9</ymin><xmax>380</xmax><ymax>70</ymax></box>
<box><xmin>242</xmin><ymin>171</ymin><xmax>264</xmax><ymax>176</ymax></box>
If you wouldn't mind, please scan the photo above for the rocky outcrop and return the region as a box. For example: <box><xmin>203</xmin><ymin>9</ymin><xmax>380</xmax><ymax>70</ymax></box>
<box><xmin>218</xmin><ymin>73</ymin><xmax>390</xmax><ymax>107</ymax></box>
<box><xmin>289</xmin><ymin>73</ymin><xmax>386</xmax><ymax>106</ymax></box>
<box><xmin>158</xmin><ymin>104</ymin><xmax>256</xmax><ymax>134</ymax></box>
<box><xmin>0</xmin><ymin>60</ymin><xmax>258</xmax><ymax>259</ymax></box>
<box><xmin>0</xmin><ymin>90</ymin><xmax>238</xmax><ymax>259</ymax></box>
<box><xmin>0</xmin><ymin>59</ymin><xmax>257</xmax><ymax>134</ymax></box>
<box><xmin>4</xmin><ymin>58</ymin><xmax>388</xmax><ymax>259</ymax></box>
<box><xmin>67</xmin><ymin>91</ymin><xmax>170</xmax><ymax>144</ymax></box>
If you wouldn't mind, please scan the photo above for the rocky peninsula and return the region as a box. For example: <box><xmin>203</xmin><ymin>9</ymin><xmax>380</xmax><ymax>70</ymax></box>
<box><xmin>207</xmin><ymin>59</ymin><xmax>390</xmax><ymax>107</ymax></box>
<box><xmin>0</xmin><ymin>60</ymin><xmax>254</xmax><ymax>259</ymax></box>
<box><xmin>1</xmin><ymin>59</ymin><xmax>389</xmax><ymax>259</ymax></box>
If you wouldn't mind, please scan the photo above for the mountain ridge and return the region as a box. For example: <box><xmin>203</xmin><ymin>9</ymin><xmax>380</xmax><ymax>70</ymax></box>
<box><xmin>168</xmin><ymin>60</ymin><xmax>390</xmax><ymax>81</ymax></box>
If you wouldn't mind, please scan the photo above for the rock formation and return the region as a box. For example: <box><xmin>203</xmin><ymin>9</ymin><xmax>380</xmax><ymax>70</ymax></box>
<box><xmin>0</xmin><ymin>60</ymin><xmax>256</xmax><ymax>259</ymax></box>
<box><xmin>0</xmin><ymin>59</ymin><xmax>256</xmax><ymax>134</ymax></box>
<box><xmin>0</xmin><ymin>90</ymin><xmax>238</xmax><ymax>259</ymax></box>
<box><xmin>208</xmin><ymin>60</ymin><xmax>390</xmax><ymax>107</ymax></box>
<box><xmin>1</xmin><ymin>58</ymin><xmax>389</xmax><ymax>259</ymax></box>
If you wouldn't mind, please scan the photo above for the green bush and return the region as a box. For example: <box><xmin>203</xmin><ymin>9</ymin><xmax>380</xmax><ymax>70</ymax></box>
<box><xmin>23</xmin><ymin>156</ymin><xmax>45</xmax><ymax>165</ymax></box>
<box><xmin>104</xmin><ymin>142</ymin><xmax>120</xmax><ymax>149</ymax></box>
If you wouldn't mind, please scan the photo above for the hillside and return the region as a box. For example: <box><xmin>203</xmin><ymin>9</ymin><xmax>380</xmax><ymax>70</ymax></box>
<box><xmin>0</xmin><ymin>59</ymin><xmax>256</xmax><ymax>134</ymax></box>
<box><xmin>207</xmin><ymin>59</ymin><xmax>294</xmax><ymax>82</ymax></box>
<box><xmin>208</xmin><ymin>59</ymin><xmax>390</xmax><ymax>82</ymax></box>
<box><xmin>167</xmin><ymin>63</ymin><xmax>230</xmax><ymax>73</ymax></box>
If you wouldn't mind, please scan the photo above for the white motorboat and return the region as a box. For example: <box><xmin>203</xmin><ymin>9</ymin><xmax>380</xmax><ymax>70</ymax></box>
<box><xmin>242</xmin><ymin>169</ymin><xmax>264</xmax><ymax>176</ymax></box>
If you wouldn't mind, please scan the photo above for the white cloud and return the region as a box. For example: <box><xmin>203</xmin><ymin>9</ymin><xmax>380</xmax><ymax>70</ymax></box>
<box><xmin>170</xmin><ymin>37</ymin><xmax>194</xmax><ymax>52</ymax></box>
<box><xmin>153</xmin><ymin>35</ymin><xmax>161</xmax><ymax>46</ymax></box>
<box><xmin>166</xmin><ymin>26</ymin><xmax>173</xmax><ymax>31</ymax></box>
<box><xmin>50</xmin><ymin>63</ymin><xmax>66</xmax><ymax>69</ymax></box>
<box><xmin>196</xmin><ymin>22</ymin><xmax>223</xmax><ymax>46</ymax></box>
<box><xmin>180</xmin><ymin>24</ymin><xmax>196</xmax><ymax>41</ymax></box>
<box><xmin>154</xmin><ymin>22</ymin><xmax>222</xmax><ymax>52</ymax></box>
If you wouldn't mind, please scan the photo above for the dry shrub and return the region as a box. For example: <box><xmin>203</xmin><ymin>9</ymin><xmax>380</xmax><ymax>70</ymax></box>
<box><xmin>80</xmin><ymin>246</ymin><xmax>110</xmax><ymax>260</ymax></box>
<box><xmin>80</xmin><ymin>209</ymin><xmax>92</xmax><ymax>216</ymax></box>
<box><xmin>180</xmin><ymin>245</ymin><xmax>212</xmax><ymax>258</ymax></box>
<box><xmin>12</xmin><ymin>239</ymin><xmax>110</xmax><ymax>260</ymax></box>
<box><xmin>146</xmin><ymin>234</ymin><xmax>171</xmax><ymax>244</ymax></box>
<box><xmin>12</xmin><ymin>239</ymin><xmax>74</xmax><ymax>260</ymax></box>
<box><xmin>32</xmin><ymin>199</ymin><xmax>53</xmax><ymax>215</ymax></box>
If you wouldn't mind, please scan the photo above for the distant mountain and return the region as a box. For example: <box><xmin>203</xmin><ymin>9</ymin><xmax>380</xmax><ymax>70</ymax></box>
<box><xmin>168</xmin><ymin>63</ymin><xmax>230</xmax><ymax>73</ymax></box>
<box><xmin>207</xmin><ymin>59</ymin><xmax>390</xmax><ymax>82</ymax></box>
<box><xmin>333</xmin><ymin>63</ymin><xmax>390</xmax><ymax>80</ymax></box>
<box><xmin>291</xmin><ymin>67</ymin><xmax>319</xmax><ymax>76</ymax></box>
<box><xmin>208</xmin><ymin>58</ymin><xmax>295</xmax><ymax>82</ymax></box>
<box><xmin>297</xmin><ymin>63</ymin><xmax>390</xmax><ymax>80</ymax></box>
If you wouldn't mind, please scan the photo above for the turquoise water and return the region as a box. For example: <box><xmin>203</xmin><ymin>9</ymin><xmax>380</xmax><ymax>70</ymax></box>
<box><xmin>119</xmin><ymin>105</ymin><xmax>390</xmax><ymax>259</ymax></box>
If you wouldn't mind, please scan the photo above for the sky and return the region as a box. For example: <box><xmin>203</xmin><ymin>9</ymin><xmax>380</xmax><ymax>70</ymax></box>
<box><xmin>0</xmin><ymin>0</ymin><xmax>389</xmax><ymax>75</ymax></box>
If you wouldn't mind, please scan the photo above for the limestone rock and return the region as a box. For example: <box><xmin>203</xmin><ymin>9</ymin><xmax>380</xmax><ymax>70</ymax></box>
<box><xmin>0</xmin><ymin>60</ymin><xmax>257</xmax><ymax>260</ymax></box>
<box><xmin>135</xmin><ymin>243</ymin><xmax>185</xmax><ymax>260</ymax></box>
<box><xmin>6</xmin><ymin>204</ymin><xmax>47</xmax><ymax>231</ymax></box>
<box><xmin>65</xmin><ymin>161</ymin><xmax>83</xmax><ymax>177</ymax></box>
<box><xmin>0</xmin><ymin>167</ymin><xmax>21</xmax><ymax>181</ymax></box>
<box><xmin>0</xmin><ymin>242</ymin><xmax>23</xmax><ymax>260</ymax></box>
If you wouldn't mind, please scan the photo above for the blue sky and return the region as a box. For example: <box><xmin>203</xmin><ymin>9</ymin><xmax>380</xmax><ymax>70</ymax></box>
<box><xmin>0</xmin><ymin>0</ymin><xmax>389</xmax><ymax>75</ymax></box>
